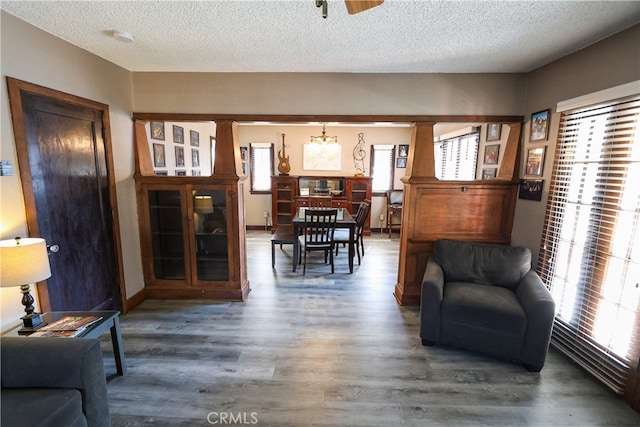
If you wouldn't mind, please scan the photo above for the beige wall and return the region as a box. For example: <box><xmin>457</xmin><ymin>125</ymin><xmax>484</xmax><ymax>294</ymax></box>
<box><xmin>132</xmin><ymin>72</ymin><xmax>526</xmax><ymax>115</ymax></box>
<box><xmin>237</xmin><ymin>124</ymin><xmax>414</xmax><ymax>227</ymax></box>
<box><xmin>0</xmin><ymin>12</ymin><xmax>142</xmax><ymax>332</ymax></box>
<box><xmin>512</xmin><ymin>24</ymin><xmax>640</xmax><ymax>263</ymax></box>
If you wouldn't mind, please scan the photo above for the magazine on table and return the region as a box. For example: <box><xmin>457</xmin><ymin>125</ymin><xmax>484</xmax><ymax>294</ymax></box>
<box><xmin>30</xmin><ymin>315</ymin><xmax>102</xmax><ymax>338</ymax></box>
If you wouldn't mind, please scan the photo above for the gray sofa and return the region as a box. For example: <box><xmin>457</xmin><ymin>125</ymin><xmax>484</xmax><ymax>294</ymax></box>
<box><xmin>420</xmin><ymin>239</ymin><xmax>555</xmax><ymax>372</ymax></box>
<box><xmin>1</xmin><ymin>337</ymin><xmax>111</xmax><ymax>427</ymax></box>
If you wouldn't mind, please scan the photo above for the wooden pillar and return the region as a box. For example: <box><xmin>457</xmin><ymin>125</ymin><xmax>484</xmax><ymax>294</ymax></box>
<box><xmin>393</xmin><ymin>121</ymin><xmax>522</xmax><ymax>306</ymax></box>
<box><xmin>214</xmin><ymin>120</ymin><xmax>243</xmax><ymax>177</ymax></box>
<box><xmin>394</xmin><ymin>122</ymin><xmax>436</xmax><ymax>306</ymax></box>
<box><xmin>214</xmin><ymin>120</ymin><xmax>250</xmax><ymax>300</ymax></box>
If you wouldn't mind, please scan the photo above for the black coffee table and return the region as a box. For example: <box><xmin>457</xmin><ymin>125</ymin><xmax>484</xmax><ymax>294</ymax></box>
<box><xmin>4</xmin><ymin>310</ymin><xmax>126</xmax><ymax>376</ymax></box>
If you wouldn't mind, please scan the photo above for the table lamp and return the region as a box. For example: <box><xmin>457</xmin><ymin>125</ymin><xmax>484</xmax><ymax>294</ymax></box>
<box><xmin>0</xmin><ymin>237</ymin><xmax>52</xmax><ymax>334</ymax></box>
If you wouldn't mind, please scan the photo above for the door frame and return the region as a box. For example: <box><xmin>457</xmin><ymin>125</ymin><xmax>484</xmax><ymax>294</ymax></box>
<box><xmin>6</xmin><ymin>77</ymin><xmax>127</xmax><ymax>313</ymax></box>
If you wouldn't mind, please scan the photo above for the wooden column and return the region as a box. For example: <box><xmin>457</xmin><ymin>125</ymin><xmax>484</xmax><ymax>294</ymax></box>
<box><xmin>393</xmin><ymin>121</ymin><xmax>522</xmax><ymax>306</ymax></box>
<box><xmin>214</xmin><ymin>120</ymin><xmax>250</xmax><ymax>300</ymax></box>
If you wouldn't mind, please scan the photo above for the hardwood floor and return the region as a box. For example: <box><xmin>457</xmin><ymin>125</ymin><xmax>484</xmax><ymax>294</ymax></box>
<box><xmin>104</xmin><ymin>231</ymin><xmax>639</xmax><ymax>426</ymax></box>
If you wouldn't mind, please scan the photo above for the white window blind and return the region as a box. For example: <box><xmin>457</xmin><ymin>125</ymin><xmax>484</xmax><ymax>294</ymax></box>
<box><xmin>538</xmin><ymin>96</ymin><xmax>640</xmax><ymax>394</ymax></box>
<box><xmin>370</xmin><ymin>145</ymin><xmax>395</xmax><ymax>194</ymax></box>
<box><xmin>434</xmin><ymin>131</ymin><xmax>479</xmax><ymax>180</ymax></box>
<box><xmin>250</xmin><ymin>143</ymin><xmax>274</xmax><ymax>193</ymax></box>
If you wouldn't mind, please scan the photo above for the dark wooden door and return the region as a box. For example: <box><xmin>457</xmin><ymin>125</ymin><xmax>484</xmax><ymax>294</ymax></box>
<box><xmin>7</xmin><ymin>78</ymin><xmax>123</xmax><ymax>312</ymax></box>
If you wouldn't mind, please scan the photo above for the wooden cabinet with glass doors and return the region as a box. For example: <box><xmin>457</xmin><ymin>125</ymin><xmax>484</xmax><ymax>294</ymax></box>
<box><xmin>136</xmin><ymin>178</ymin><xmax>249</xmax><ymax>300</ymax></box>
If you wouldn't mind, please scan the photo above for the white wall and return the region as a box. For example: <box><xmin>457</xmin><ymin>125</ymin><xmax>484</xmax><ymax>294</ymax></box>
<box><xmin>0</xmin><ymin>12</ymin><xmax>142</xmax><ymax>332</ymax></box>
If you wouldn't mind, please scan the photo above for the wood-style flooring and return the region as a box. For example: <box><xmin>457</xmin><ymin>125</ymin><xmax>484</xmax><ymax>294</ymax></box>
<box><xmin>103</xmin><ymin>231</ymin><xmax>639</xmax><ymax>426</ymax></box>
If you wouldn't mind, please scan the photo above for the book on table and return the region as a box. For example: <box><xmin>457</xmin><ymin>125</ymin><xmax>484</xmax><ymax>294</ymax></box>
<box><xmin>30</xmin><ymin>315</ymin><xmax>103</xmax><ymax>338</ymax></box>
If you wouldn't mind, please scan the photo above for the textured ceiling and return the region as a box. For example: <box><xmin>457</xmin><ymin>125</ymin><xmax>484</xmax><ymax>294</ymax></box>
<box><xmin>2</xmin><ymin>0</ymin><xmax>639</xmax><ymax>73</ymax></box>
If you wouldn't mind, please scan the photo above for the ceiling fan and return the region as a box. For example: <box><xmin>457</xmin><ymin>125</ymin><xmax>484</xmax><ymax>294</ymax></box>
<box><xmin>316</xmin><ymin>0</ymin><xmax>384</xmax><ymax>18</ymax></box>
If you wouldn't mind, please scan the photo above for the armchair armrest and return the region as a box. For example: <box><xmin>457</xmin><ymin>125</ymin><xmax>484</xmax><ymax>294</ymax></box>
<box><xmin>1</xmin><ymin>337</ymin><xmax>110</xmax><ymax>427</ymax></box>
<box><xmin>515</xmin><ymin>271</ymin><xmax>556</xmax><ymax>370</ymax></box>
<box><xmin>420</xmin><ymin>258</ymin><xmax>445</xmax><ymax>344</ymax></box>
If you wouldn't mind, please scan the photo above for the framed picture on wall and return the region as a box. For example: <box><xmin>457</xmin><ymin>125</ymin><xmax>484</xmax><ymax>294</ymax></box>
<box><xmin>486</xmin><ymin>123</ymin><xmax>501</xmax><ymax>141</ymax></box>
<box><xmin>152</xmin><ymin>143</ymin><xmax>165</xmax><ymax>167</ymax></box>
<box><xmin>484</xmin><ymin>144</ymin><xmax>500</xmax><ymax>165</ymax></box>
<box><xmin>240</xmin><ymin>147</ymin><xmax>248</xmax><ymax>161</ymax></box>
<box><xmin>530</xmin><ymin>109</ymin><xmax>551</xmax><ymax>141</ymax></box>
<box><xmin>398</xmin><ymin>144</ymin><xmax>409</xmax><ymax>157</ymax></box>
<box><xmin>173</xmin><ymin>125</ymin><xmax>184</xmax><ymax>144</ymax></box>
<box><xmin>396</xmin><ymin>157</ymin><xmax>407</xmax><ymax>168</ymax></box>
<box><xmin>175</xmin><ymin>146</ymin><xmax>185</xmax><ymax>167</ymax></box>
<box><xmin>150</xmin><ymin>121</ymin><xmax>165</xmax><ymax>140</ymax></box>
<box><xmin>190</xmin><ymin>130</ymin><xmax>199</xmax><ymax>147</ymax></box>
<box><xmin>192</xmin><ymin>149</ymin><xmax>200</xmax><ymax>167</ymax></box>
<box><xmin>482</xmin><ymin>168</ymin><xmax>497</xmax><ymax>179</ymax></box>
<box><xmin>519</xmin><ymin>179</ymin><xmax>544</xmax><ymax>201</ymax></box>
<box><xmin>525</xmin><ymin>146</ymin><xmax>546</xmax><ymax>176</ymax></box>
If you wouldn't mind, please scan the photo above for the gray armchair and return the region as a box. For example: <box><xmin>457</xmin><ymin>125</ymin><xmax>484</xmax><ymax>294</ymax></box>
<box><xmin>420</xmin><ymin>239</ymin><xmax>555</xmax><ymax>372</ymax></box>
<box><xmin>1</xmin><ymin>337</ymin><xmax>111</xmax><ymax>427</ymax></box>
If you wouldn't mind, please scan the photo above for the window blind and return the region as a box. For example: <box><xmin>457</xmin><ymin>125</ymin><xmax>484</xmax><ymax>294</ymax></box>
<box><xmin>538</xmin><ymin>96</ymin><xmax>640</xmax><ymax>395</ymax></box>
<box><xmin>370</xmin><ymin>145</ymin><xmax>395</xmax><ymax>194</ymax></box>
<box><xmin>250</xmin><ymin>143</ymin><xmax>274</xmax><ymax>193</ymax></box>
<box><xmin>434</xmin><ymin>131</ymin><xmax>479</xmax><ymax>180</ymax></box>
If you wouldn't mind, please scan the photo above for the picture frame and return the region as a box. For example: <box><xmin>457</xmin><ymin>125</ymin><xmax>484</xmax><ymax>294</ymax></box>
<box><xmin>396</xmin><ymin>157</ymin><xmax>407</xmax><ymax>168</ymax></box>
<box><xmin>150</xmin><ymin>121</ymin><xmax>165</xmax><ymax>140</ymax></box>
<box><xmin>154</xmin><ymin>170</ymin><xmax>168</xmax><ymax>176</ymax></box>
<box><xmin>530</xmin><ymin>109</ymin><xmax>551</xmax><ymax>141</ymax></box>
<box><xmin>482</xmin><ymin>168</ymin><xmax>497</xmax><ymax>180</ymax></box>
<box><xmin>484</xmin><ymin>144</ymin><xmax>500</xmax><ymax>165</ymax></box>
<box><xmin>486</xmin><ymin>123</ymin><xmax>501</xmax><ymax>142</ymax></box>
<box><xmin>519</xmin><ymin>179</ymin><xmax>544</xmax><ymax>201</ymax></box>
<box><xmin>175</xmin><ymin>146</ymin><xmax>185</xmax><ymax>167</ymax></box>
<box><xmin>173</xmin><ymin>125</ymin><xmax>184</xmax><ymax>144</ymax></box>
<box><xmin>242</xmin><ymin>163</ymin><xmax>249</xmax><ymax>176</ymax></box>
<box><xmin>175</xmin><ymin>170</ymin><xmax>187</xmax><ymax>176</ymax></box>
<box><xmin>190</xmin><ymin>130</ymin><xmax>199</xmax><ymax>147</ymax></box>
<box><xmin>192</xmin><ymin>169</ymin><xmax>201</xmax><ymax>176</ymax></box>
<box><xmin>240</xmin><ymin>147</ymin><xmax>248</xmax><ymax>161</ymax></box>
<box><xmin>191</xmin><ymin>149</ymin><xmax>200</xmax><ymax>168</ymax></box>
<box><xmin>152</xmin><ymin>143</ymin><xmax>166</xmax><ymax>167</ymax></box>
<box><xmin>525</xmin><ymin>146</ymin><xmax>546</xmax><ymax>176</ymax></box>
<box><xmin>398</xmin><ymin>144</ymin><xmax>409</xmax><ymax>157</ymax></box>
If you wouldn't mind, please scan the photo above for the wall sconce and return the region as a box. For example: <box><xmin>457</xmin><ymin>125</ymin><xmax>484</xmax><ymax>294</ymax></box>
<box><xmin>0</xmin><ymin>237</ymin><xmax>52</xmax><ymax>334</ymax></box>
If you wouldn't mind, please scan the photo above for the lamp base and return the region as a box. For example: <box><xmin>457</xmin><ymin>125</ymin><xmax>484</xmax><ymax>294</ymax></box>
<box><xmin>18</xmin><ymin>313</ymin><xmax>47</xmax><ymax>335</ymax></box>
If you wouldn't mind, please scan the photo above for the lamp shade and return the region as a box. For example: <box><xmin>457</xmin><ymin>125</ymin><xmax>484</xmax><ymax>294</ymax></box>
<box><xmin>0</xmin><ymin>238</ymin><xmax>51</xmax><ymax>288</ymax></box>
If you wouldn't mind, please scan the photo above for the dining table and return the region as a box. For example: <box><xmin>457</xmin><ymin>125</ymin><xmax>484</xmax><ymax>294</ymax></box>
<box><xmin>292</xmin><ymin>207</ymin><xmax>357</xmax><ymax>273</ymax></box>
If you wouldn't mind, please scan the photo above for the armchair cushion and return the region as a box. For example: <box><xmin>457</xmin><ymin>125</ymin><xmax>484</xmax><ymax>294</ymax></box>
<box><xmin>433</xmin><ymin>239</ymin><xmax>531</xmax><ymax>290</ymax></box>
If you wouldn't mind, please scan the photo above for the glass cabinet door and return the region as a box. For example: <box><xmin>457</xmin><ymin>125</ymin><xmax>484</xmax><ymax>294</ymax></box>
<box><xmin>147</xmin><ymin>189</ymin><xmax>185</xmax><ymax>280</ymax></box>
<box><xmin>192</xmin><ymin>189</ymin><xmax>229</xmax><ymax>281</ymax></box>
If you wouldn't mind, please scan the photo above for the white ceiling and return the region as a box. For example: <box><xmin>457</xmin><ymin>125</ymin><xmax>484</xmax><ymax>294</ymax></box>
<box><xmin>2</xmin><ymin>0</ymin><xmax>639</xmax><ymax>74</ymax></box>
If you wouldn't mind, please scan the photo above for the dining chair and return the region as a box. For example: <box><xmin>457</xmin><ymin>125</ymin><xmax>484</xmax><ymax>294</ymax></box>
<box><xmin>298</xmin><ymin>208</ymin><xmax>338</xmax><ymax>275</ymax></box>
<box><xmin>334</xmin><ymin>199</ymin><xmax>371</xmax><ymax>265</ymax></box>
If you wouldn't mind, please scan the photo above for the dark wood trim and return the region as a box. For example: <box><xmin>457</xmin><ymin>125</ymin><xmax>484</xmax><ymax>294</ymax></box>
<box><xmin>5</xmin><ymin>77</ymin><xmax>127</xmax><ymax>313</ymax></box>
<box><xmin>124</xmin><ymin>288</ymin><xmax>147</xmax><ymax>313</ymax></box>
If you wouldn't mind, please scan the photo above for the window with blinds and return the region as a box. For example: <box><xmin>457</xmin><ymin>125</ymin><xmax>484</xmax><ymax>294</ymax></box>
<box><xmin>538</xmin><ymin>96</ymin><xmax>640</xmax><ymax>395</ymax></box>
<box><xmin>434</xmin><ymin>130</ymin><xmax>479</xmax><ymax>180</ymax></box>
<box><xmin>249</xmin><ymin>143</ymin><xmax>274</xmax><ymax>194</ymax></box>
<box><xmin>370</xmin><ymin>145</ymin><xmax>395</xmax><ymax>194</ymax></box>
